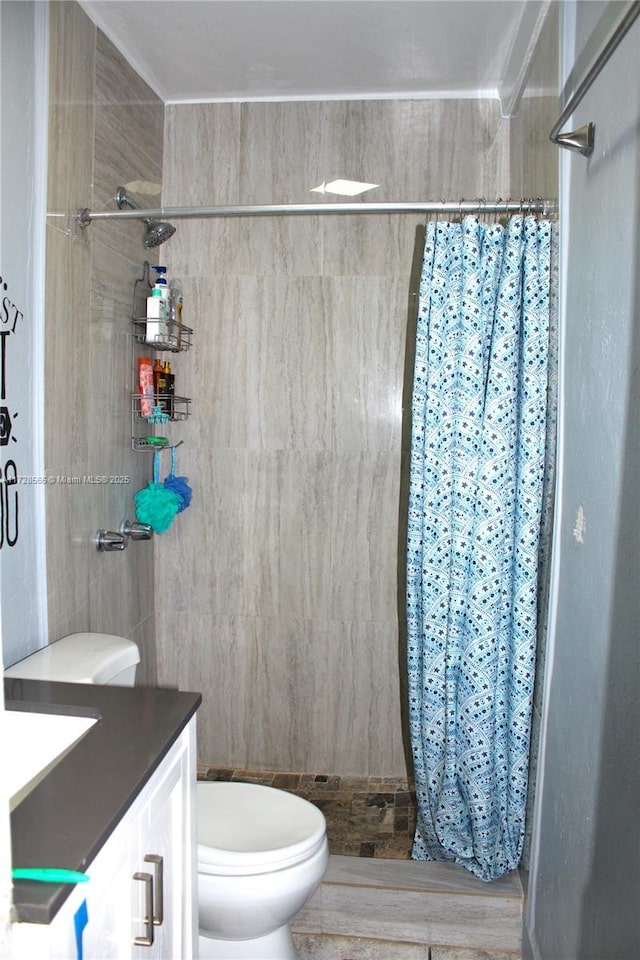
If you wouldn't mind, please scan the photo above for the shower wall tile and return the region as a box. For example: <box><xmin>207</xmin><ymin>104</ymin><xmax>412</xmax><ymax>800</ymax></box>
<box><xmin>159</xmin><ymin>97</ymin><xmax>511</xmax><ymax>777</ymax></box>
<box><xmin>163</xmin><ymin>103</ymin><xmax>242</xmax><ymax>207</ymax></box>
<box><xmin>154</xmin><ymin>448</ymin><xmax>248</xmax><ymax>617</ymax></box>
<box><xmin>508</xmin><ymin>2</ymin><xmax>559</xmax><ymax>200</ymax></box>
<box><xmin>44</xmin><ymin>224</ymin><xmax>91</xmax><ymax>473</ymax></box>
<box><xmin>46</xmin><ymin>1</ymin><xmax>95</xmax><ymax>217</ymax></box>
<box><xmin>45</xmin><ymin>477</ymin><xmax>95</xmax><ymax>642</ymax></box>
<box><xmin>321</xmin><ymin>214</ymin><xmax>422</xmax><ymax>280</ymax></box>
<box><xmin>92</xmin><ymin>106</ymin><xmax>163</xmax><ymax>214</ymax></box>
<box><xmin>222</xmin><ymin>217</ymin><xmax>324</xmax><ymax>277</ymax></box>
<box><xmin>95</xmin><ymin>30</ymin><xmax>163</xmax><ymax>125</ymax></box>
<box><xmin>243</xmin><ymin>452</ymin><xmax>334</xmax><ymax>619</ymax></box>
<box><xmin>45</xmin><ymin>4</ymin><xmax>162</xmax><ymax>663</ymax></box>
<box><xmin>93</xmin><ymin>30</ymin><xmax>163</xmax><ymax>208</ymax></box>
<box><xmin>319</xmin><ymin>99</ymin><xmax>510</xmax><ymax>278</ymax></box>
<box><xmin>319</xmin><ymin>100</ymin><xmax>508</xmax><ymax>203</ymax></box>
<box><xmin>323</xmin><ymin>620</ymin><xmax>406</xmax><ymax>775</ymax></box>
<box><xmin>240</xmin><ymin>101</ymin><xmax>328</xmax><ymax>203</ymax></box>
<box><xmin>129</xmin><ymin>612</ymin><xmax>157</xmax><ymax>688</ymax></box>
<box><xmin>328</xmin><ymin>454</ymin><xmax>402</xmax><ymax>623</ymax></box>
<box><xmin>324</xmin><ymin>278</ymin><xmax>407</xmax><ymax>452</ymax></box>
<box><xmin>509</xmin><ymin>95</ymin><xmax>559</xmax><ymax>201</ymax></box>
<box><xmin>244</xmin><ymin>616</ymin><xmax>332</xmax><ymax>771</ymax></box>
<box><xmin>156</xmin><ymin>612</ymin><xmax>250</xmax><ymax>768</ymax></box>
<box><xmin>89</xmin><ymin>230</ymin><xmax>144</xmax><ymax>323</ymax></box>
<box><xmin>244</xmin><ymin>278</ymin><xmax>331</xmax><ymax>449</ymax></box>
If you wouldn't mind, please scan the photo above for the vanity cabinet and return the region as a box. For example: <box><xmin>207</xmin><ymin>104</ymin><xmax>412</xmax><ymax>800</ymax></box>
<box><xmin>10</xmin><ymin>720</ymin><xmax>197</xmax><ymax>960</ymax></box>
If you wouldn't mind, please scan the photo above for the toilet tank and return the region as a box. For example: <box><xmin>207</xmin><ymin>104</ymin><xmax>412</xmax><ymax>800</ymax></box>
<box><xmin>4</xmin><ymin>633</ymin><xmax>140</xmax><ymax>686</ymax></box>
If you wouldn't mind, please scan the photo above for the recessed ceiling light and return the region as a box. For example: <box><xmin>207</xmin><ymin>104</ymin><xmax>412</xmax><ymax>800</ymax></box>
<box><xmin>311</xmin><ymin>179</ymin><xmax>380</xmax><ymax>197</ymax></box>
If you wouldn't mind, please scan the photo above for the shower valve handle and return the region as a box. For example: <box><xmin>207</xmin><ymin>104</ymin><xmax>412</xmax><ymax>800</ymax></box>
<box><xmin>120</xmin><ymin>519</ymin><xmax>153</xmax><ymax>541</ymax></box>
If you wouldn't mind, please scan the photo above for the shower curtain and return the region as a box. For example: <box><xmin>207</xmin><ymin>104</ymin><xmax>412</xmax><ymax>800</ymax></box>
<box><xmin>406</xmin><ymin>215</ymin><xmax>551</xmax><ymax>881</ymax></box>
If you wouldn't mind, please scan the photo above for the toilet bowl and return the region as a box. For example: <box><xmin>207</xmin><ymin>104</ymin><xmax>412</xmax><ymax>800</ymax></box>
<box><xmin>197</xmin><ymin>780</ymin><xmax>328</xmax><ymax>958</ymax></box>
<box><xmin>5</xmin><ymin>633</ymin><xmax>328</xmax><ymax>960</ymax></box>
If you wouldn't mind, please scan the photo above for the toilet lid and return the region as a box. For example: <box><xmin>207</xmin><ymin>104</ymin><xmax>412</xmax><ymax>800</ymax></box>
<box><xmin>197</xmin><ymin>781</ymin><xmax>327</xmax><ymax>876</ymax></box>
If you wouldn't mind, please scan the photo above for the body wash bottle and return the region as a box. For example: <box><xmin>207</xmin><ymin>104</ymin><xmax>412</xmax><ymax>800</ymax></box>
<box><xmin>146</xmin><ymin>266</ymin><xmax>169</xmax><ymax>344</ymax></box>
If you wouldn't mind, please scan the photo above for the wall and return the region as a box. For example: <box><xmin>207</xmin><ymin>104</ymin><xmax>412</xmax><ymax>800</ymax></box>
<box><xmin>0</xmin><ymin>0</ymin><xmax>48</xmax><ymax>667</ymax></box>
<box><xmin>42</xmin><ymin>1</ymin><xmax>164</xmax><ymax>682</ymax></box>
<box><xmin>158</xmin><ymin>98</ymin><xmax>511</xmax><ymax>776</ymax></box>
<box><xmin>506</xmin><ymin>3</ymin><xmax>560</xmax><ymax>879</ymax></box>
<box><xmin>526</xmin><ymin>2</ymin><xmax>640</xmax><ymax>957</ymax></box>
<box><xmin>1</xmin><ymin>1</ymin><xmax>49</xmax><ymax>943</ymax></box>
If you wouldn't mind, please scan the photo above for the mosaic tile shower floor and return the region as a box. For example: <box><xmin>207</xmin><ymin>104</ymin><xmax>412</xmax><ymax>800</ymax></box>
<box><xmin>197</xmin><ymin>766</ymin><xmax>418</xmax><ymax>858</ymax></box>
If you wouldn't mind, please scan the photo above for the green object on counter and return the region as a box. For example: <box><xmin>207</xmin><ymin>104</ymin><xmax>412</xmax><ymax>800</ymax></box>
<box><xmin>12</xmin><ymin>868</ymin><xmax>89</xmax><ymax>884</ymax></box>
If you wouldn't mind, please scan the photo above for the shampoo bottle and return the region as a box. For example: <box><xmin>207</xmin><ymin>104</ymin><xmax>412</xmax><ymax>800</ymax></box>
<box><xmin>138</xmin><ymin>357</ymin><xmax>154</xmax><ymax>418</ymax></box>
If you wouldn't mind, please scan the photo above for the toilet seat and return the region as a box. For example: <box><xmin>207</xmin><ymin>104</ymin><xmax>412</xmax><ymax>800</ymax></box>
<box><xmin>197</xmin><ymin>781</ymin><xmax>327</xmax><ymax>876</ymax></box>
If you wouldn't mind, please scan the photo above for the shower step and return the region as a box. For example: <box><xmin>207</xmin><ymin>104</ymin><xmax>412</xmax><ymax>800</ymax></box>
<box><xmin>291</xmin><ymin>855</ymin><xmax>523</xmax><ymax>955</ymax></box>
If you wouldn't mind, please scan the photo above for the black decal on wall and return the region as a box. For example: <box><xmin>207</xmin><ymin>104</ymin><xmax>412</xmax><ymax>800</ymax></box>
<box><xmin>0</xmin><ymin>273</ymin><xmax>22</xmax><ymax>547</ymax></box>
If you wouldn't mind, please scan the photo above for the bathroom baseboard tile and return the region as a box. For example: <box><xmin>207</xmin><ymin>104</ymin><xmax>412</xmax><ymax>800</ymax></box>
<box><xmin>326</xmin><ymin>856</ymin><xmax>522</xmax><ymax>897</ymax></box>
<box><xmin>318</xmin><ymin>884</ymin><xmax>521</xmax><ymax>952</ymax></box>
<box><xmin>291</xmin><ymin>934</ymin><xmax>520</xmax><ymax>960</ymax></box>
<box><xmin>291</xmin><ymin>856</ymin><xmax>522</xmax><ymax>954</ymax></box>
<box><xmin>430</xmin><ymin>949</ymin><xmax>521</xmax><ymax>960</ymax></box>
<box><xmin>292</xmin><ymin>932</ymin><xmax>429</xmax><ymax>959</ymax></box>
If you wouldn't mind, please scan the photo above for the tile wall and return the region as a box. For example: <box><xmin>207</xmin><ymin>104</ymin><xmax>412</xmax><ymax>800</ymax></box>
<box><xmin>44</xmin><ymin>1</ymin><xmax>163</xmax><ymax>682</ymax></box>
<box><xmin>157</xmin><ymin>98</ymin><xmax>512</xmax><ymax>776</ymax></box>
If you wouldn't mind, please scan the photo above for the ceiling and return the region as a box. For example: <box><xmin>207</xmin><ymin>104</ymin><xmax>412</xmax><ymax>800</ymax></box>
<box><xmin>78</xmin><ymin>0</ymin><xmax>551</xmax><ymax>109</ymax></box>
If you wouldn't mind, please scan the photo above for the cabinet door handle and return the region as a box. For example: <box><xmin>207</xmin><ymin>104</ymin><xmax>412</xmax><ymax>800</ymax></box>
<box><xmin>133</xmin><ymin>871</ymin><xmax>154</xmax><ymax>946</ymax></box>
<box><xmin>144</xmin><ymin>854</ymin><xmax>164</xmax><ymax>926</ymax></box>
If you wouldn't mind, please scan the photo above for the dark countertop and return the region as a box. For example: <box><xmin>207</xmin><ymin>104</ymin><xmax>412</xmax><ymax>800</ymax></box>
<box><xmin>5</xmin><ymin>677</ymin><xmax>201</xmax><ymax>924</ymax></box>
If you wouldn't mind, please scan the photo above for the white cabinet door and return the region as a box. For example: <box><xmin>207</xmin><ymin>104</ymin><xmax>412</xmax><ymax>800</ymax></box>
<box><xmin>11</xmin><ymin>814</ymin><xmax>134</xmax><ymax>960</ymax></box>
<box><xmin>131</xmin><ymin>737</ymin><xmax>190</xmax><ymax>959</ymax></box>
<box><xmin>11</xmin><ymin>719</ymin><xmax>196</xmax><ymax>960</ymax></box>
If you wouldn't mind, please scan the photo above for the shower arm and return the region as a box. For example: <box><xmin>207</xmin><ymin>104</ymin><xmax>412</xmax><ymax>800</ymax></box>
<box><xmin>75</xmin><ymin>197</ymin><xmax>556</xmax><ymax>228</ymax></box>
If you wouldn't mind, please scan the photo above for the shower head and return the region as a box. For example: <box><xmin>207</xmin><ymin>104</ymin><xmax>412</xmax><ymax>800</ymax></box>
<box><xmin>115</xmin><ymin>186</ymin><xmax>176</xmax><ymax>248</ymax></box>
<box><xmin>143</xmin><ymin>218</ymin><xmax>176</xmax><ymax>248</ymax></box>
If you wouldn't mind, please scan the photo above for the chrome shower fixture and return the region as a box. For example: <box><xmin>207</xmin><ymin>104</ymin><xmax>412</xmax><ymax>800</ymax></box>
<box><xmin>115</xmin><ymin>186</ymin><xmax>176</xmax><ymax>248</ymax></box>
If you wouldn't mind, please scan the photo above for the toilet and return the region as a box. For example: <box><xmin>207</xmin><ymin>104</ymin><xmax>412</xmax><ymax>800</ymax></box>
<box><xmin>4</xmin><ymin>633</ymin><xmax>328</xmax><ymax>960</ymax></box>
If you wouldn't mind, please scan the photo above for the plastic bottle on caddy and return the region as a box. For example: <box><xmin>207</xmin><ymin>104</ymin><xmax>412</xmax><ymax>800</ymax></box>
<box><xmin>146</xmin><ymin>266</ymin><xmax>170</xmax><ymax>344</ymax></box>
<box><xmin>153</xmin><ymin>358</ymin><xmax>167</xmax><ymax>412</ymax></box>
<box><xmin>168</xmin><ymin>278</ymin><xmax>184</xmax><ymax>347</ymax></box>
<box><xmin>163</xmin><ymin>361</ymin><xmax>175</xmax><ymax>419</ymax></box>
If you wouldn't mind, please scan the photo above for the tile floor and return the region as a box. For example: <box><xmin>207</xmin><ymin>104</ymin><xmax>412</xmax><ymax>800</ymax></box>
<box><xmin>293</xmin><ymin>936</ymin><xmax>520</xmax><ymax>960</ymax></box>
<box><xmin>197</xmin><ymin>766</ymin><xmax>418</xmax><ymax>858</ymax></box>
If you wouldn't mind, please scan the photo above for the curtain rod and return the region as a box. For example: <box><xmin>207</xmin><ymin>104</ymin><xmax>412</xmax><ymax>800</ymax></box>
<box><xmin>550</xmin><ymin>0</ymin><xmax>640</xmax><ymax>156</ymax></box>
<box><xmin>75</xmin><ymin>197</ymin><xmax>556</xmax><ymax>228</ymax></box>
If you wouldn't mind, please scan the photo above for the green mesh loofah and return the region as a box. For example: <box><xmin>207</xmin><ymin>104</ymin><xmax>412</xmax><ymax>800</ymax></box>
<box><xmin>133</xmin><ymin>451</ymin><xmax>181</xmax><ymax>533</ymax></box>
<box><xmin>134</xmin><ymin>482</ymin><xmax>181</xmax><ymax>533</ymax></box>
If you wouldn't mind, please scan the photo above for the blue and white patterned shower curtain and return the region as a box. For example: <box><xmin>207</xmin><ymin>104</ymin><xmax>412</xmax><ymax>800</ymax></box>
<box><xmin>406</xmin><ymin>215</ymin><xmax>551</xmax><ymax>881</ymax></box>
